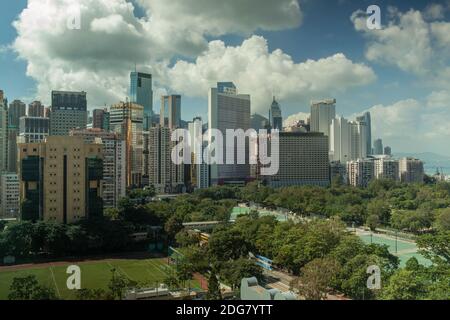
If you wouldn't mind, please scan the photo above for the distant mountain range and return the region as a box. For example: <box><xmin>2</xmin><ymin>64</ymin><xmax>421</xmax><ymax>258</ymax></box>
<box><xmin>394</xmin><ymin>152</ymin><xmax>450</xmax><ymax>175</ymax></box>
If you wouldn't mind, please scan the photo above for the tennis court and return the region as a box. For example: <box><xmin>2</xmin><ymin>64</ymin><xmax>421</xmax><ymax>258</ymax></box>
<box><xmin>358</xmin><ymin>232</ymin><xmax>432</xmax><ymax>267</ymax></box>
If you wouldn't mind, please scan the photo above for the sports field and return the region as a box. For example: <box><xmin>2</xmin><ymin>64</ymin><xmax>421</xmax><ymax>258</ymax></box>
<box><xmin>358</xmin><ymin>233</ymin><xmax>432</xmax><ymax>267</ymax></box>
<box><xmin>0</xmin><ymin>257</ymin><xmax>200</xmax><ymax>300</ymax></box>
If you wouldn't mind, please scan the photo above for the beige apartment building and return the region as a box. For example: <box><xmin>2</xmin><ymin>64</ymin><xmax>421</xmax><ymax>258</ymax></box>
<box><xmin>18</xmin><ymin>136</ymin><xmax>103</xmax><ymax>224</ymax></box>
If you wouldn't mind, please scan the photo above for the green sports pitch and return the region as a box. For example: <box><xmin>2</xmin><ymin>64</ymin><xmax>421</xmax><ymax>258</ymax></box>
<box><xmin>0</xmin><ymin>258</ymin><xmax>200</xmax><ymax>300</ymax></box>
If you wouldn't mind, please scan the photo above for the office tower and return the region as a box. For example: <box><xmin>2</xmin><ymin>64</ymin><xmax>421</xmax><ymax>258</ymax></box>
<box><xmin>8</xmin><ymin>100</ymin><xmax>26</xmax><ymax>127</ymax></box>
<box><xmin>160</xmin><ymin>95</ymin><xmax>181</xmax><ymax>130</ymax></box>
<box><xmin>92</xmin><ymin>109</ymin><xmax>110</xmax><ymax>131</ymax></box>
<box><xmin>0</xmin><ymin>102</ymin><xmax>7</xmax><ymax>172</ymax></box>
<box><xmin>384</xmin><ymin>146</ymin><xmax>392</xmax><ymax>156</ymax></box>
<box><xmin>264</xmin><ymin>132</ymin><xmax>330</xmax><ymax>187</ymax></box>
<box><xmin>356</xmin><ymin>112</ymin><xmax>372</xmax><ymax>156</ymax></box>
<box><xmin>49</xmin><ymin>91</ymin><xmax>87</xmax><ymax>136</ymax></box>
<box><xmin>44</xmin><ymin>107</ymin><xmax>50</xmax><ymax>118</ymax></box>
<box><xmin>188</xmin><ymin>117</ymin><xmax>209</xmax><ymax>189</ymax></box>
<box><xmin>251</xmin><ymin>113</ymin><xmax>269</xmax><ymax>131</ymax></box>
<box><xmin>374</xmin><ymin>158</ymin><xmax>399</xmax><ymax>181</ymax></box>
<box><xmin>0</xmin><ymin>173</ymin><xmax>19</xmax><ymax>218</ymax></box>
<box><xmin>148</xmin><ymin>125</ymin><xmax>184</xmax><ymax>194</ymax></box>
<box><xmin>70</xmin><ymin>128</ymin><xmax>127</xmax><ymax>208</ymax></box>
<box><xmin>109</xmin><ymin>102</ymin><xmax>144</xmax><ymax>188</ymax></box>
<box><xmin>399</xmin><ymin>158</ymin><xmax>424</xmax><ymax>184</ymax></box>
<box><xmin>269</xmin><ymin>97</ymin><xmax>283</xmax><ymax>131</ymax></box>
<box><xmin>130</xmin><ymin>71</ymin><xmax>153</xmax><ymax>129</ymax></box>
<box><xmin>18</xmin><ymin>117</ymin><xmax>50</xmax><ymax>143</ymax></box>
<box><xmin>330</xmin><ymin>117</ymin><xmax>351</xmax><ymax>163</ymax></box>
<box><xmin>18</xmin><ymin>136</ymin><xmax>103</xmax><ymax>223</ymax></box>
<box><xmin>373</xmin><ymin>138</ymin><xmax>383</xmax><ymax>155</ymax></box>
<box><xmin>349</xmin><ymin>120</ymin><xmax>368</xmax><ymax>160</ymax></box>
<box><xmin>347</xmin><ymin>159</ymin><xmax>375</xmax><ymax>187</ymax></box>
<box><xmin>28</xmin><ymin>101</ymin><xmax>45</xmax><ymax>117</ymax></box>
<box><xmin>310</xmin><ymin>99</ymin><xmax>336</xmax><ymax>140</ymax></box>
<box><xmin>208</xmin><ymin>82</ymin><xmax>251</xmax><ymax>185</ymax></box>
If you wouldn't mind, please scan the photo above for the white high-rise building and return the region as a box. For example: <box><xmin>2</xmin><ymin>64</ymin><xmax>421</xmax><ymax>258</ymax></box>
<box><xmin>148</xmin><ymin>125</ymin><xmax>184</xmax><ymax>194</ymax></box>
<box><xmin>310</xmin><ymin>99</ymin><xmax>336</xmax><ymax>142</ymax></box>
<box><xmin>349</xmin><ymin>120</ymin><xmax>368</xmax><ymax>160</ymax></box>
<box><xmin>374</xmin><ymin>158</ymin><xmax>399</xmax><ymax>181</ymax></box>
<box><xmin>0</xmin><ymin>101</ymin><xmax>7</xmax><ymax>173</ymax></box>
<box><xmin>208</xmin><ymin>82</ymin><xmax>251</xmax><ymax>185</ymax></box>
<box><xmin>0</xmin><ymin>173</ymin><xmax>19</xmax><ymax>218</ymax></box>
<box><xmin>330</xmin><ymin>116</ymin><xmax>351</xmax><ymax>163</ymax></box>
<box><xmin>347</xmin><ymin>159</ymin><xmax>375</xmax><ymax>187</ymax></box>
<box><xmin>399</xmin><ymin>158</ymin><xmax>424</xmax><ymax>183</ymax></box>
<box><xmin>188</xmin><ymin>118</ymin><xmax>209</xmax><ymax>189</ymax></box>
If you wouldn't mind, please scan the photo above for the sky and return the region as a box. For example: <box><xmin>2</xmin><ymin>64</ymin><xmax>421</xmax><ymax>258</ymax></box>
<box><xmin>1</xmin><ymin>0</ymin><xmax>450</xmax><ymax>156</ymax></box>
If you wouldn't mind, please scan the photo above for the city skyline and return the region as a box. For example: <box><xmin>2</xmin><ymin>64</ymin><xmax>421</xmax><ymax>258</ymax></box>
<box><xmin>1</xmin><ymin>1</ymin><xmax>450</xmax><ymax>155</ymax></box>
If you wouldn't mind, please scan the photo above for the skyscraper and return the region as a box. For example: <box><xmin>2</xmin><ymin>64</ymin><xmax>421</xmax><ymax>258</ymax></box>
<box><xmin>208</xmin><ymin>82</ymin><xmax>251</xmax><ymax>185</ymax></box>
<box><xmin>18</xmin><ymin>136</ymin><xmax>104</xmax><ymax>223</ymax></box>
<box><xmin>18</xmin><ymin>117</ymin><xmax>50</xmax><ymax>143</ymax></box>
<box><xmin>330</xmin><ymin>116</ymin><xmax>351</xmax><ymax>163</ymax></box>
<box><xmin>373</xmin><ymin>138</ymin><xmax>384</xmax><ymax>155</ymax></box>
<box><xmin>310</xmin><ymin>99</ymin><xmax>336</xmax><ymax>141</ymax></box>
<box><xmin>70</xmin><ymin>128</ymin><xmax>127</xmax><ymax>208</ymax></box>
<box><xmin>349</xmin><ymin>120</ymin><xmax>368</xmax><ymax>160</ymax></box>
<box><xmin>148</xmin><ymin>125</ymin><xmax>184</xmax><ymax>194</ymax></box>
<box><xmin>28</xmin><ymin>101</ymin><xmax>45</xmax><ymax>117</ymax></box>
<box><xmin>50</xmin><ymin>91</ymin><xmax>88</xmax><ymax>135</ymax></box>
<box><xmin>6</xmin><ymin>100</ymin><xmax>26</xmax><ymax>173</ymax></box>
<box><xmin>269</xmin><ymin>97</ymin><xmax>283</xmax><ymax>131</ymax></box>
<box><xmin>384</xmin><ymin>146</ymin><xmax>392</xmax><ymax>156</ymax></box>
<box><xmin>347</xmin><ymin>159</ymin><xmax>375</xmax><ymax>187</ymax></box>
<box><xmin>92</xmin><ymin>108</ymin><xmax>110</xmax><ymax>131</ymax></box>
<box><xmin>109</xmin><ymin>102</ymin><xmax>144</xmax><ymax>188</ymax></box>
<box><xmin>188</xmin><ymin>117</ymin><xmax>209</xmax><ymax>190</ymax></box>
<box><xmin>356</xmin><ymin>112</ymin><xmax>372</xmax><ymax>156</ymax></box>
<box><xmin>160</xmin><ymin>95</ymin><xmax>181</xmax><ymax>130</ymax></box>
<box><xmin>0</xmin><ymin>99</ymin><xmax>7</xmax><ymax>172</ymax></box>
<box><xmin>130</xmin><ymin>71</ymin><xmax>153</xmax><ymax>129</ymax></box>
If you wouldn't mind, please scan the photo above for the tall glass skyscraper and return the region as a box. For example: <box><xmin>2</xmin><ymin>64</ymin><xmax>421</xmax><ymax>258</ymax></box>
<box><xmin>130</xmin><ymin>72</ymin><xmax>153</xmax><ymax>129</ymax></box>
<box><xmin>269</xmin><ymin>97</ymin><xmax>283</xmax><ymax>131</ymax></box>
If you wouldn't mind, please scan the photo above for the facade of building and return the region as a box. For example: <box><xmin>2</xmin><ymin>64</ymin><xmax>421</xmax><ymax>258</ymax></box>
<box><xmin>130</xmin><ymin>71</ymin><xmax>153</xmax><ymax>129</ymax></box>
<box><xmin>264</xmin><ymin>132</ymin><xmax>330</xmax><ymax>188</ymax></box>
<box><xmin>148</xmin><ymin>125</ymin><xmax>184</xmax><ymax>194</ymax></box>
<box><xmin>18</xmin><ymin>136</ymin><xmax>103</xmax><ymax>223</ymax></box>
<box><xmin>50</xmin><ymin>91</ymin><xmax>88</xmax><ymax>136</ymax></box>
<box><xmin>251</xmin><ymin>113</ymin><xmax>269</xmax><ymax>131</ymax></box>
<box><xmin>18</xmin><ymin>117</ymin><xmax>50</xmax><ymax>143</ymax></box>
<box><xmin>28</xmin><ymin>101</ymin><xmax>45</xmax><ymax>117</ymax></box>
<box><xmin>160</xmin><ymin>95</ymin><xmax>181</xmax><ymax>130</ymax></box>
<box><xmin>70</xmin><ymin>128</ymin><xmax>127</xmax><ymax>208</ymax></box>
<box><xmin>356</xmin><ymin>112</ymin><xmax>372</xmax><ymax>156</ymax></box>
<box><xmin>0</xmin><ymin>100</ymin><xmax>7</xmax><ymax>172</ymax></box>
<box><xmin>0</xmin><ymin>173</ymin><xmax>19</xmax><ymax>218</ymax></box>
<box><xmin>310</xmin><ymin>99</ymin><xmax>336</xmax><ymax>141</ymax></box>
<box><xmin>269</xmin><ymin>97</ymin><xmax>283</xmax><ymax>131</ymax></box>
<box><xmin>188</xmin><ymin>118</ymin><xmax>209</xmax><ymax>190</ymax></box>
<box><xmin>399</xmin><ymin>157</ymin><xmax>424</xmax><ymax>184</ymax></box>
<box><xmin>347</xmin><ymin>159</ymin><xmax>375</xmax><ymax>188</ymax></box>
<box><xmin>384</xmin><ymin>146</ymin><xmax>392</xmax><ymax>156</ymax></box>
<box><xmin>109</xmin><ymin>102</ymin><xmax>144</xmax><ymax>188</ymax></box>
<box><xmin>92</xmin><ymin>108</ymin><xmax>110</xmax><ymax>131</ymax></box>
<box><xmin>208</xmin><ymin>82</ymin><xmax>251</xmax><ymax>185</ymax></box>
<box><xmin>330</xmin><ymin>116</ymin><xmax>351</xmax><ymax>163</ymax></box>
<box><xmin>374</xmin><ymin>158</ymin><xmax>399</xmax><ymax>181</ymax></box>
<box><xmin>349</xmin><ymin>120</ymin><xmax>368</xmax><ymax>161</ymax></box>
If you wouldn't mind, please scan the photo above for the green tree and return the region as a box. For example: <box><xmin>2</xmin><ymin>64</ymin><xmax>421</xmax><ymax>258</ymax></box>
<box><xmin>8</xmin><ymin>275</ymin><xmax>57</xmax><ymax>300</ymax></box>
<box><xmin>207</xmin><ymin>270</ymin><xmax>222</xmax><ymax>300</ymax></box>
<box><xmin>108</xmin><ymin>268</ymin><xmax>137</xmax><ymax>300</ymax></box>
<box><xmin>381</xmin><ymin>269</ymin><xmax>426</xmax><ymax>300</ymax></box>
